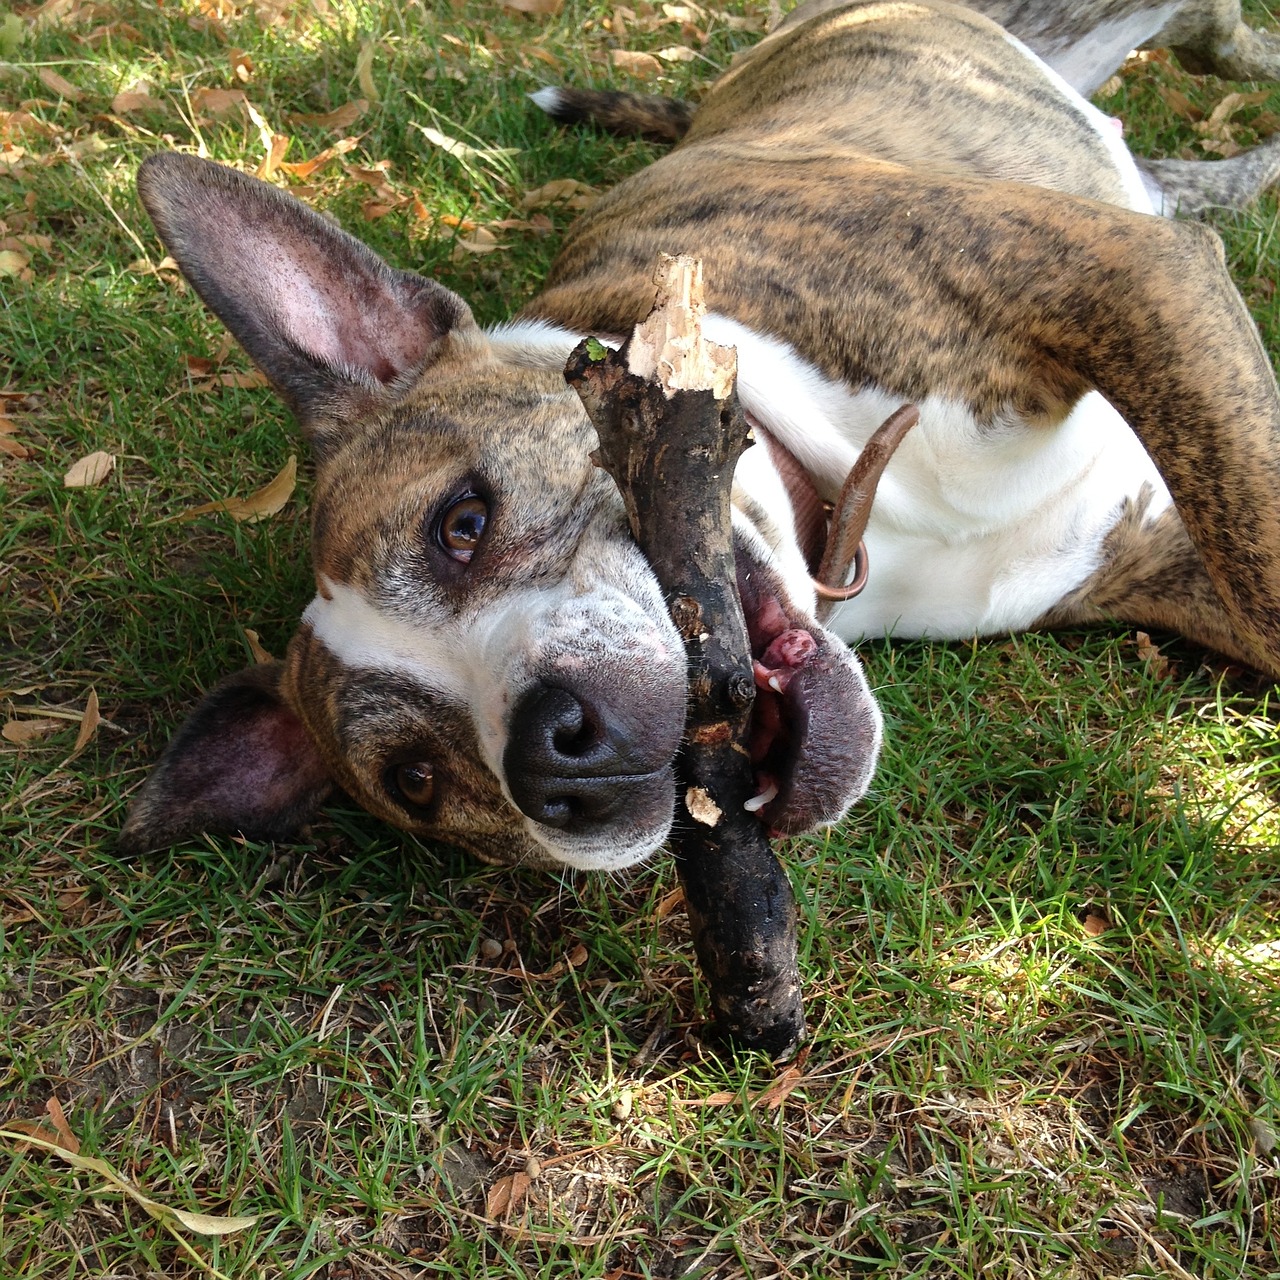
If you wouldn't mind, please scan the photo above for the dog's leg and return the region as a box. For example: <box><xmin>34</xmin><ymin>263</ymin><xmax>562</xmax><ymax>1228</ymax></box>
<box><xmin>1156</xmin><ymin>0</ymin><xmax>1280</xmax><ymax>82</ymax></box>
<box><xmin>1036</xmin><ymin>488</ymin><xmax>1277</xmax><ymax>673</ymax></box>
<box><xmin>1139</xmin><ymin>133</ymin><xmax>1280</xmax><ymax>213</ymax></box>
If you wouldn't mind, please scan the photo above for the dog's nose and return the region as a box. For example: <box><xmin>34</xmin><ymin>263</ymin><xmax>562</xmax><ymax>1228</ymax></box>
<box><xmin>503</xmin><ymin>685</ymin><xmax>671</xmax><ymax>830</ymax></box>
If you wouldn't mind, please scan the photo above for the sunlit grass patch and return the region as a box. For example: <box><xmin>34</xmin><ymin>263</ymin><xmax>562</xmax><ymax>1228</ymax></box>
<box><xmin>4</xmin><ymin>0</ymin><xmax>1280</xmax><ymax>1276</ymax></box>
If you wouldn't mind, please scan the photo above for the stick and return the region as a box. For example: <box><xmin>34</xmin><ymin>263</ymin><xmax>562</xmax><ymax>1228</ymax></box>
<box><xmin>565</xmin><ymin>254</ymin><xmax>804</xmax><ymax>1055</ymax></box>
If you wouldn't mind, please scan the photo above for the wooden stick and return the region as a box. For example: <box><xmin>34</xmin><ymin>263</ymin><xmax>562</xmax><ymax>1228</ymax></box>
<box><xmin>565</xmin><ymin>254</ymin><xmax>804</xmax><ymax>1055</ymax></box>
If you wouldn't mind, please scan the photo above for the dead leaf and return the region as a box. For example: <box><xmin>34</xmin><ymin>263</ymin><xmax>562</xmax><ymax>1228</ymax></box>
<box><xmin>611</xmin><ymin>49</ymin><xmax>662</xmax><ymax>77</ymax></box>
<box><xmin>414</xmin><ymin>123</ymin><xmax>519</xmax><ymax>165</ymax></box>
<box><xmin>68</xmin><ymin>688</ymin><xmax>100</xmax><ymax>758</ymax></box>
<box><xmin>752</xmin><ymin>1064</ymin><xmax>804</xmax><ymax>1111</ymax></box>
<box><xmin>1082</xmin><ymin>912</ymin><xmax>1110</xmax><ymax>937</ymax></box>
<box><xmin>64</xmin><ymin>450</ymin><xmax>116</xmax><ymax>488</ymax></box>
<box><xmin>449</xmin><ymin>225</ymin><xmax>504</xmax><ymax>259</ymax></box>
<box><xmin>655</xmin><ymin>885</ymin><xmax>685</xmax><ymax>918</ymax></box>
<box><xmin>180</xmin><ymin>455</ymin><xmax>297</xmax><ymax>523</ymax></box>
<box><xmin>111</xmin><ymin>90</ymin><xmax>157</xmax><ymax>112</ymax></box>
<box><xmin>1097</xmin><ymin>75</ymin><xmax>1122</xmax><ymax>98</ymax></box>
<box><xmin>519</xmin><ymin>177</ymin><xmax>597</xmax><ymax>210</ymax></box>
<box><xmin>486</xmin><ymin>1172</ymin><xmax>531</xmax><ymax>1219</ymax></box>
<box><xmin>1156</xmin><ymin>85</ymin><xmax>1198</xmax><ymax>121</ymax></box>
<box><xmin>230</xmin><ymin>48</ymin><xmax>254</xmax><ymax>83</ymax></box>
<box><xmin>0</xmin><ymin>1128</ymin><xmax>260</xmax><ymax>1236</ymax></box>
<box><xmin>355</xmin><ymin>40</ymin><xmax>379</xmax><ymax>103</ymax></box>
<box><xmin>655</xmin><ymin>44</ymin><xmax>697</xmax><ymax>62</ymax></box>
<box><xmin>1202</xmin><ymin>89</ymin><xmax>1270</xmax><ymax>134</ymax></box>
<box><xmin>289</xmin><ymin>99</ymin><xmax>367</xmax><ymax>131</ymax></box>
<box><xmin>192</xmin><ymin>87</ymin><xmax>246</xmax><ymax>119</ymax></box>
<box><xmin>190</xmin><ymin>369</ymin><xmax>270</xmax><ymax>391</ymax></box>
<box><xmin>0</xmin><ymin>248</ymin><xmax>30</xmax><ymax>277</ymax></box>
<box><xmin>2</xmin><ymin>718</ymin><xmax>62</xmax><ymax>744</ymax></box>
<box><xmin>503</xmin><ymin>0</ymin><xmax>563</xmax><ymax>12</ymax></box>
<box><xmin>0</xmin><ymin>233</ymin><xmax>52</xmax><ymax>253</ymax></box>
<box><xmin>521</xmin><ymin>45</ymin><xmax>561</xmax><ymax>69</ymax></box>
<box><xmin>243</xmin><ymin>629</ymin><xmax>274</xmax><ymax>664</ymax></box>
<box><xmin>38</xmin><ymin>68</ymin><xmax>84</xmax><ymax>101</ymax></box>
<box><xmin>44</xmin><ymin>1098</ymin><xmax>80</xmax><ymax>1155</ymax></box>
<box><xmin>279</xmin><ymin>136</ymin><xmax>359</xmax><ymax>179</ymax></box>
<box><xmin>0</xmin><ymin>434</ymin><xmax>30</xmax><ymax>459</ymax></box>
<box><xmin>1133</xmin><ymin>631</ymin><xmax>1172</xmax><ymax>679</ymax></box>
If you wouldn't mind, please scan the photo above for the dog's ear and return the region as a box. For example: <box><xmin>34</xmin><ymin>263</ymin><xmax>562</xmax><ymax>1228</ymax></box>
<box><xmin>137</xmin><ymin>153</ymin><xmax>479</xmax><ymax>452</ymax></box>
<box><xmin>119</xmin><ymin>662</ymin><xmax>333</xmax><ymax>854</ymax></box>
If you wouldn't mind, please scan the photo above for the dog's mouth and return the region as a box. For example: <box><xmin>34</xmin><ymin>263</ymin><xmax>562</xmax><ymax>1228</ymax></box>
<box><xmin>735</xmin><ymin>540</ymin><xmax>880</xmax><ymax>833</ymax></box>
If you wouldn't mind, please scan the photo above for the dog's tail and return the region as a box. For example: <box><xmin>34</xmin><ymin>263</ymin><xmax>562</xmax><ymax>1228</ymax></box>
<box><xmin>529</xmin><ymin>86</ymin><xmax>694</xmax><ymax>144</ymax></box>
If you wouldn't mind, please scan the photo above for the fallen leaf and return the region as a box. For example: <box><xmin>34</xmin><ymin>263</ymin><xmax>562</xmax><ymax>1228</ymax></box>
<box><xmin>655</xmin><ymin>44</ymin><xmax>697</xmax><ymax>61</ymax></box>
<box><xmin>230</xmin><ymin>48</ymin><xmax>254</xmax><ymax>82</ymax></box>
<box><xmin>355</xmin><ymin>40</ymin><xmax>380</xmax><ymax>103</ymax></box>
<box><xmin>413</xmin><ymin>123</ymin><xmax>519</xmax><ymax>165</ymax></box>
<box><xmin>64</xmin><ymin>450</ymin><xmax>116</xmax><ymax>488</ymax></box>
<box><xmin>0</xmin><ymin>248</ymin><xmax>29</xmax><ymax>277</ymax></box>
<box><xmin>1133</xmin><ymin>630</ymin><xmax>1172</xmax><ymax>679</ymax></box>
<box><xmin>1</xmin><ymin>233</ymin><xmax>52</xmax><ymax>253</ymax></box>
<box><xmin>486</xmin><ymin>1171</ymin><xmax>531</xmax><ymax>1219</ymax></box>
<box><xmin>449</xmin><ymin>226</ymin><xmax>504</xmax><ymax>259</ymax></box>
<box><xmin>38</xmin><ymin>68</ymin><xmax>84</xmax><ymax>101</ymax></box>
<box><xmin>752</xmin><ymin>1064</ymin><xmax>804</xmax><ymax>1110</ymax></box>
<box><xmin>289</xmin><ymin>99</ymin><xmax>367</xmax><ymax>131</ymax></box>
<box><xmin>0</xmin><ymin>435</ymin><xmax>30</xmax><ymax>459</ymax></box>
<box><xmin>112</xmin><ymin>90</ymin><xmax>160</xmax><ymax>113</ymax></box>
<box><xmin>655</xmin><ymin>885</ymin><xmax>685</xmax><ymax>918</ymax></box>
<box><xmin>1201</xmin><ymin>89</ymin><xmax>1270</xmax><ymax>134</ymax></box>
<box><xmin>2</xmin><ymin>718</ymin><xmax>62</xmax><ymax>744</ymax></box>
<box><xmin>180</xmin><ymin>455</ymin><xmax>297</xmax><ymax>523</ymax></box>
<box><xmin>69</xmin><ymin>688</ymin><xmax>100</xmax><ymax>757</ymax></box>
<box><xmin>190</xmin><ymin>369</ymin><xmax>270</xmax><ymax>391</ymax></box>
<box><xmin>519</xmin><ymin>177</ymin><xmax>597</xmax><ymax>210</ymax></box>
<box><xmin>611</xmin><ymin>49</ymin><xmax>662</xmax><ymax>76</ymax></box>
<box><xmin>1156</xmin><ymin>85</ymin><xmax>1198</xmax><ymax>121</ymax></box>
<box><xmin>192</xmin><ymin>87</ymin><xmax>246</xmax><ymax>118</ymax></box>
<box><xmin>0</xmin><ymin>1129</ymin><xmax>260</xmax><ymax>1236</ymax></box>
<box><xmin>521</xmin><ymin>45</ymin><xmax>561</xmax><ymax>69</ymax></box>
<box><xmin>243</xmin><ymin>629</ymin><xmax>274</xmax><ymax>664</ymax></box>
<box><xmin>1096</xmin><ymin>75</ymin><xmax>1122</xmax><ymax>98</ymax></box>
<box><xmin>44</xmin><ymin>1098</ymin><xmax>80</xmax><ymax>1155</ymax></box>
<box><xmin>279</xmin><ymin>136</ymin><xmax>359</xmax><ymax>179</ymax></box>
<box><xmin>503</xmin><ymin>0</ymin><xmax>562</xmax><ymax>12</ymax></box>
<box><xmin>1081</xmin><ymin>912</ymin><xmax>1109</xmax><ymax>937</ymax></box>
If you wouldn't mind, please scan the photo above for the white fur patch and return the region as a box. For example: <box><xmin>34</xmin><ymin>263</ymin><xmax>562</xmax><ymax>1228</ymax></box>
<box><xmin>702</xmin><ymin>317</ymin><xmax>1173</xmax><ymax>643</ymax></box>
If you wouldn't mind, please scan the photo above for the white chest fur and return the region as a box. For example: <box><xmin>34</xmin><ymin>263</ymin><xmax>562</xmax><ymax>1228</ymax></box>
<box><xmin>705</xmin><ymin>316</ymin><xmax>1173</xmax><ymax>643</ymax></box>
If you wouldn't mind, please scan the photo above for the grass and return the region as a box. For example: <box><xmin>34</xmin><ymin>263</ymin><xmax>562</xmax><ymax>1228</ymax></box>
<box><xmin>2</xmin><ymin>0</ymin><xmax>1280</xmax><ymax>1276</ymax></box>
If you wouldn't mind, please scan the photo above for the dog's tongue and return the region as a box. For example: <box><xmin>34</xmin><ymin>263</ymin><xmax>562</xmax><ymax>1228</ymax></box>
<box><xmin>753</xmin><ymin>628</ymin><xmax>817</xmax><ymax>694</ymax></box>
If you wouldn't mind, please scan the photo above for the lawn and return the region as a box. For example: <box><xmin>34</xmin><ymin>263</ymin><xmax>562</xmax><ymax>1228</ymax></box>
<box><xmin>2</xmin><ymin>1</ymin><xmax>1279</xmax><ymax>1276</ymax></box>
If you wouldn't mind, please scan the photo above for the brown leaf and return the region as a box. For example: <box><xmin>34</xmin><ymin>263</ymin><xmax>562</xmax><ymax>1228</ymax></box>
<box><xmin>503</xmin><ymin>0</ymin><xmax>562</xmax><ymax>12</ymax></box>
<box><xmin>0</xmin><ymin>434</ymin><xmax>30</xmax><ymax>459</ymax></box>
<box><xmin>0</xmin><ymin>248</ymin><xmax>30</xmax><ymax>277</ymax></box>
<box><xmin>279</xmin><ymin>136</ymin><xmax>359</xmax><ymax>179</ymax></box>
<box><xmin>243</xmin><ymin>628</ymin><xmax>274</xmax><ymax>664</ymax></box>
<box><xmin>0</xmin><ymin>233</ymin><xmax>52</xmax><ymax>253</ymax></box>
<box><xmin>192</xmin><ymin>87</ymin><xmax>246</xmax><ymax>119</ymax></box>
<box><xmin>1133</xmin><ymin>630</ymin><xmax>1172</xmax><ymax>679</ymax></box>
<box><xmin>1155</xmin><ymin>85</ymin><xmax>1198</xmax><ymax>121</ymax></box>
<box><xmin>655</xmin><ymin>44</ymin><xmax>697</xmax><ymax>62</ymax></box>
<box><xmin>69</xmin><ymin>688</ymin><xmax>100</xmax><ymax>758</ymax></box>
<box><xmin>288</xmin><ymin>99</ymin><xmax>367</xmax><ymax>131</ymax></box>
<box><xmin>38</xmin><ymin>69</ymin><xmax>84</xmax><ymax>101</ymax></box>
<box><xmin>180</xmin><ymin>455</ymin><xmax>297</xmax><ymax>523</ymax></box>
<box><xmin>64</xmin><ymin>450</ymin><xmax>116</xmax><ymax>488</ymax></box>
<box><xmin>230</xmin><ymin>48</ymin><xmax>254</xmax><ymax>83</ymax></box>
<box><xmin>112</xmin><ymin>90</ymin><xmax>159</xmax><ymax>114</ymax></box>
<box><xmin>44</xmin><ymin>1098</ymin><xmax>80</xmax><ymax>1155</ymax></box>
<box><xmin>486</xmin><ymin>1172</ymin><xmax>531</xmax><ymax>1219</ymax></box>
<box><xmin>752</xmin><ymin>1064</ymin><xmax>804</xmax><ymax>1111</ymax></box>
<box><xmin>190</xmin><ymin>369</ymin><xmax>270</xmax><ymax>391</ymax></box>
<box><xmin>611</xmin><ymin>49</ymin><xmax>662</xmax><ymax>77</ymax></box>
<box><xmin>519</xmin><ymin>177</ymin><xmax>598</xmax><ymax>210</ymax></box>
<box><xmin>1203</xmin><ymin>89</ymin><xmax>1270</xmax><ymax>134</ymax></box>
<box><xmin>2</xmin><ymin>718</ymin><xmax>62</xmax><ymax>743</ymax></box>
<box><xmin>1082</xmin><ymin>912</ymin><xmax>1110</xmax><ymax>937</ymax></box>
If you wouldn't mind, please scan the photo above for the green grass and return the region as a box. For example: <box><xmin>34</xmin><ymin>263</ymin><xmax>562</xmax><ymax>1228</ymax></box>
<box><xmin>3</xmin><ymin>1</ymin><xmax>1280</xmax><ymax>1276</ymax></box>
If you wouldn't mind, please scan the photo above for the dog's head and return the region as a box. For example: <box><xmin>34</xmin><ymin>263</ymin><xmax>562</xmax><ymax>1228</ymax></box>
<box><xmin>121</xmin><ymin>154</ymin><xmax>881</xmax><ymax>871</ymax></box>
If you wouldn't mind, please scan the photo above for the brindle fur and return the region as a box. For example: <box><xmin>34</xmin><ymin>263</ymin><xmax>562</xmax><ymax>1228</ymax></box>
<box><xmin>123</xmin><ymin>0</ymin><xmax>1280</xmax><ymax>866</ymax></box>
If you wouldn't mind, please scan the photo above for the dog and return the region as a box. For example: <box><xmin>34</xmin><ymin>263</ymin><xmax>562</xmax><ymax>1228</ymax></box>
<box><xmin>121</xmin><ymin>0</ymin><xmax>1280</xmax><ymax>875</ymax></box>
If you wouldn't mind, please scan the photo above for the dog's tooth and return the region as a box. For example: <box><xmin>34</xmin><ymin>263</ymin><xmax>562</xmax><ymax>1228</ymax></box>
<box><xmin>743</xmin><ymin>780</ymin><xmax>779</xmax><ymax>813</ymax></box>
<box><xmin>768</xmin><ymin>675</ymin><xmax>783</xmax><ymax>693</ymax></box>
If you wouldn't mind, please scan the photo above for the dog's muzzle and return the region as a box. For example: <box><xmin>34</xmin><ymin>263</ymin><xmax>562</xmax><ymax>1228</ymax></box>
<box><xmin>503</xmin><ymin>681</ymin><xmax>679</xmax><ymax>836</ymax></box>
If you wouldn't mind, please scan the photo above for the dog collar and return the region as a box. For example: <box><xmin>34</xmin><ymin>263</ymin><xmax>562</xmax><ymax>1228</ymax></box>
<box><xmin>750</xmin><ymin>406</ymin><xmax>918</xmax><ymax>618</ymax></box>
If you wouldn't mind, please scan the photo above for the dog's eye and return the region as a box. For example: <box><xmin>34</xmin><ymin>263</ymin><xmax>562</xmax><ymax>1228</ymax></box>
<box><xmin>437</xmin><ymin>495</ymin><xmax>488</xmax><ymax>563</ymax></box>
<box><xmin>388</xmin><ymin>761</ymin><xmax>435</xmax><ymax>811</ymax></box>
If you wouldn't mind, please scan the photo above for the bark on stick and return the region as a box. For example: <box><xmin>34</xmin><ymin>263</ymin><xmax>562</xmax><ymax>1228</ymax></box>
<box><xmin>565</xmin><ymin>254</ymin><xmax>804</xmax><ymax>1055</ymax></box>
